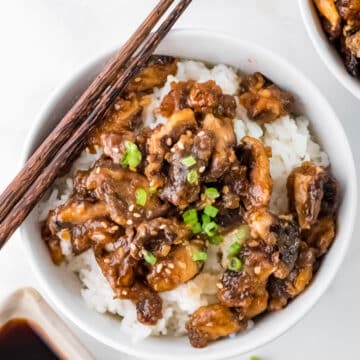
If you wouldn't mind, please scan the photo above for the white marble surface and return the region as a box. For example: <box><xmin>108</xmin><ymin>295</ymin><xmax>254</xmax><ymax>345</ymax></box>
<box><xmin>0</xmin><ymin>1</ymin><xmax>359</xmax><ymax>359</ymax></box>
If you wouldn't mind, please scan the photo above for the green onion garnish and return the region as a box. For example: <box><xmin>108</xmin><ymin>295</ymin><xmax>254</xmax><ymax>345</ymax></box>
<box><xmin>149</xmin><ymin>187</ymin><xmax>157</xmax><ymax>195</ymax></box>
<box><xmin>201</xmin><ymin>213</ymin><xmax>211</xmax><ymax>225</ymax></box>
<box><xmin>204</xmin><ymin>187</ymin><xmax>220</xmax><ymax>199</ymax></box>
<box><xmin>249</xmin><ymin>357</ymin><xmax>262</xmax><ymax>360</ymax></box>
<box><xmin>192</xmin><ymin>251</ymin><xmax>208</xmax><ymax>262</ymax></box>
<box><xmin>202</xmin><ymin>221</ymin><xmax>218</xmax><ymax>237</ymax></box>
<box><xmin>191</xmin><ymin>222</ymin><xmax>202</xmax><ymax>234</ymax></box>
<box><xmin>121</xmin><ymin>141</ymin><xmax>142</xmax><ymax>170</ymax></box>
<box><xmin>135</xmin><ymin>188</ymin><xmax>147</xmax><ymax>206</ymax></box>
<box><xmin>228</xmin><ymin>257</ymin><xmax>242</xmax><ymax>271</ymax></box>
<box><xmin>181</xmin><ymin>155</ymin><xmax>197</xmax><ymax>167</ymax></box>
<box><xmin>143</xmin><ymin>250</ymin><xmax>156</xmax><ymax>265</ymax></box>
<box><xmin>187</xmin><ymin>170</ymin><xmax>198</xmax><ymax>185</ymax></box>
<box><xmin>209</xmin><ymin>234</ymin><xmax>224</xmax><ymax>245</ymax></box>
<box><xmin>236</xmin><ymin>225</ymin><xmax>250</xmax><ymax>243</ymax></box>
<box><xmin>204</xmin><ymin>204</ymin><xmax>218</xmax><ymax>218</ymax></box>
<box><xmin>182</xmin><ymin>209</ymin><xmax>198</xmax><ymax>225</ymax></box>
<box><xmin>228</xmin><ymin>242</ymin><xmax>241</xmax><ymax>256</ymax></box>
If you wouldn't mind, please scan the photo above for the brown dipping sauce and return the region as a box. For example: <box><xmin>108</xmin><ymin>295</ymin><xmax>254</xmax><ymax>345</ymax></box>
<box><xmin>0</xmin><ymin>318</ymin><xmax>63</xmax><ymax>360</ymax></box>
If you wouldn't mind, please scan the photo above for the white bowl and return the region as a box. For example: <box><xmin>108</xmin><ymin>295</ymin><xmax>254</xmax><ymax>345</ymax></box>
<box><xmin>20</xmin><ymin>29</ymin><xmax>357</xmax><ymax>359</ymax></box>
<box><xmin>298</xmin><ymin>0</ymin><xmax>360</xmax><ymax>99</ymax></box>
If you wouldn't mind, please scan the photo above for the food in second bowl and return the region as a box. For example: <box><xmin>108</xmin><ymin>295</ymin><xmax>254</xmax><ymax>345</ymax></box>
<box><xmin>39</xmin><ymin>56</ymin><xmax>340</xmax><ymax>348</ymax></box>
<box><xmin>313</xmin><ymin>0</ymin><xmax>360</xmax><ymax>76</ymax></box>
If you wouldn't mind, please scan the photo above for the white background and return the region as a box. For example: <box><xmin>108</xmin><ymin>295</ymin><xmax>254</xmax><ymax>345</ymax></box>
<box><xmin>0</xmin><ymin>1</ymin><xmax>359</xmax><ymax>359</ymax></box>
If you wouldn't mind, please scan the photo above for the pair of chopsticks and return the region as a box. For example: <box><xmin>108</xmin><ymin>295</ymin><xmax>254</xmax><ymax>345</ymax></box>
<box><xmin>0</xmin><ymin>0</ymin><xmax>192</xmax><ymax>248</ymax></box>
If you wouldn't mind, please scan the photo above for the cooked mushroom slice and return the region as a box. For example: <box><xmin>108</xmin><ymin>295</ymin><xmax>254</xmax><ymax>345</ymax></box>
<box><xmin>160</xmin><ymin>130</ymin><xmax>215</xmax><ymax>209</ymax></box>
<box><xmin>146</xmin><ymin>108</ymin><xmax>198</xmax><ymax>188</ymax></box>
<box><xmin>287</xmin><ymin>162</ymin><xmax>326</xmax><ymax>230</ymax></box>
<box><xmin>237</xmin><ymin>137</ymin><xmax>273</xmax><ymax>210</ymax></box>
<box><xmin>186</xmin><ymin>304</ymin><xmax>247</xmax><ymax>348</ymax></box>
<box><xmin>202</xmin><ymin>114</ymin><xmax>237</xmax><ymax>181</ymax></box>
<box><xmin>268</xmin><ymin>242</ymin><xmax>316</xmax><ymax>311</ymax></box>
<box><xmin>93</xmin><ymin>227</ymin><xmax>137</xmax><ymax>289</ymax></box>
<box><xmin>130</xmin><ymin>217</ymin><xmax>192</xmax><ymax>260</ymax></box>
<box><xmin>239</xmin><ymin>72</ymin><xmax>294</xmax><ymax>123</ymax></box>
<box><xmin>147</xmin><ymin>242</ymin><xmax>204</xmax><ymax>292</ymax></box>
<box><xmin>304</xmin><ymin>217</ymin><xmax>336</xmax><ymax>257</ymax></box>
<box><xmin>160</xmin><ymin>80</ymin><xmax>195</xmax><ymax>117</ymax></box>
<box><xmin>321</xmin><ymin>169</ymin><xmax>340</xmax><ymax>217</ymax></box>
<box><xmin>116</xmin><ymin>282</ymin><xmax>163</xmax><ymax>325</ymax></box>
<box><xmin>160</xmin><ymin>80</ymin><xmax>237</xmax><ymax>118</ymax></box>
<box><xmin>85</xmin><ymin>159</ymin><xmax>168</xmax><ymax>226</ymax></box>
<box><xmin>313</xmin><ymin>0</ymin><xmax>341</xmax><ymax>40</ymax></box>
<box><xmin>126</xmin><ymin>55</ymin><xmax>177</xmax><ymax>93</ymax></box>
<box><xmin>41</xmin><ymin>225</ymin><xmax>64</xmax><ymax>265</ymax></box>
<box><xmin>188</xmin><ymin>80</ymin><xmax>237</xmax><ymax>118</ymax></box>
<box><xmin>89</xmin><ymin>95</ymin><xmax>142</xmax><ymax>148</ymax></box>
<box><xmin>44</xmin><ymin>197</ymin><xmax>113</xmax><ymax>257</ymax></box>
<box><xmin>245</xmin><ymin>208</ymin><xmax>300</xmax><ymax>278</ymax></box>
<box><xmin>337</xmin><ymin>0</ymin><xmax>360</xmax><ymax>31</ymax></box>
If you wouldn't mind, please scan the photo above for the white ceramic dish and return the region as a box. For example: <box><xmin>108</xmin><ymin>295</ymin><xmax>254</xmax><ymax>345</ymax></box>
<box><xmin>298</xmin><ymin>0</ymin><xmax>360</xmax><ymax>100</ymax></box>
<box><xmin>0</xmin><ymin>288</ymin><xmax>93</xmax><ymax>359</ymax></box>
<box><xmin>20</xmin><ymin>29</ymin><xmax>357</xmax><ymax>360</ymax></box>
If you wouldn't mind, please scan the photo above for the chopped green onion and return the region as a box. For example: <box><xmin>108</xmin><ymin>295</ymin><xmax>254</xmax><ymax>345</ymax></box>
<box><xmin>249</xmin><ymin>357</ymin><xmax>262</xmax><ymax>360</ymax></box>
<box><xmin>204</xmin><ymin>187</ymin><xmax>220</xmax><ymax>199</ymax></box>
<box><xmin>201</xmin><ymin>213</ymin><xmax>211</xmax><ymax>225</ymax></box>
<box><xmin>228</xmin><ymin>242</ymin><xmax>241</xmax><ymax>256</ymax></box>
<box><xmin>236</xmin><ymin>225</ymin><xmax>250</xmax><ymax>243</ymax></box>
<box><xmin>191</xmin><ymin>222</ymin><xmax>202</xmax><ymax>234</ymax></box>
<box><xmin>202</xmin><ymin>221</ymin><xmax>218</xmax><ymax>237</ymax></box>
<box><xmin>228</xmin><ymin>257</ymin><xmax>242</xmax><ymax>271</ymax></box>
<box><xmin>209</xmin><ymin>234</ymin><xmax>224</xmax><ymax>245</ymax></box>
<box><xmin>187</xmin><ymin>170</ymin><xmax>198</xmax><ymax>185</ymax></box>
<box><xmin>181</xmin><ymin>155</ymin><xmax>197</xmax><ymax>167</ymax></box>
<box><xmin>135</xmin><ymin>188</ymin><xmax>147</xmax><ymax>206</ymax></box>
<box><xmin>121</xmin><ymin>141</ymin><xmax>142</xmax><ymax>170</ymax></box>
<box><xmin>192</xmin><ymin>251</ymin><xmax>208</xmax><ymax>262</ymax></box>
<box><xmin>204</xmin><ymin>204</ymin><xmax>218</xmax><ymax>218</ymax></box>
<box><xmin>143</xmin><ymin>250</ymin><xmax>156</xmax><ymax>265</ymax></box>
<box><xmin>149</xmin><ymin>187</ymin><xmax>157</xmax><ymax>195</ymax></box>
<box><xmin>182</xmin><ymin>209</ymin><xmax>198</xmax><ymax>225</ymax></box>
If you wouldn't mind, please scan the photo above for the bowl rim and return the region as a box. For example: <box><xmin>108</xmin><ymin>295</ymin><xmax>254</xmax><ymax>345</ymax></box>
<box><xmin>298</xmin><ymin>0</ymin><xmax>360</xmax><ymax>100</ymax></box>
<box><xmin>20</xmin><ymin>28</ymin><xmax>357</xmax><ymax>359</ymax></box>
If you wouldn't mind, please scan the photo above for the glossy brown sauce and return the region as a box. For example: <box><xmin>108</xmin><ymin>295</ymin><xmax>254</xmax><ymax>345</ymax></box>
<box><xmin>0</xmin><ymin>318</ymin><xmax>63</xmax><ymax>360</ymax></box>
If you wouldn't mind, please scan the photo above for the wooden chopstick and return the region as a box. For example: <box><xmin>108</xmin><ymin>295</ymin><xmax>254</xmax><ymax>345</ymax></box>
<box><xmin>0</xmin><ymin>0</ymin><xmax>175</xmax><ymax>225</ymax></box>
<box><xmin>0</xmin><ymin>0</ymin><xmax>192</xmax><ymax>248</ymax></box>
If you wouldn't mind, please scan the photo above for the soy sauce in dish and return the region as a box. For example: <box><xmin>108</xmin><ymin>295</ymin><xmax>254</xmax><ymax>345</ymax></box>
<box><xmin>0</xmin><ymin>318</ymin><xmax>63</xmax><ymax>359</ymax></box>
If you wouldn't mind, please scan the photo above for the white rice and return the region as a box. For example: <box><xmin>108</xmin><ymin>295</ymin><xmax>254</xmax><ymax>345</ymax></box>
<box><xmin>38</xmin><ymin>60</ymin><xmax>329</xmax><ymax>341</ymax></box>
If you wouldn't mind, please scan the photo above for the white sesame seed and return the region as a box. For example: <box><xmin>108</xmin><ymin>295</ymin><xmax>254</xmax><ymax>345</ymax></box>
<box><xmin>160</xmin><ymin>224</ymin><xmax>166</xmax><ymax>230</ymax></box>
<box><xmin>199</xmin><ymin>166</ymin><xmax>206</xmax><ymax>173</ymax></box>
<box><xmin>198</xmin><ymin>131</ymin><xmax>205</xmax><ymax>136</ymax></box>
<box><xmin>130</xmin><ymin>243</ymin><xmax>137</xmax><ymax>252</ymax></box>
<box><xmin>104</xmin><ymin>258</ymin><xmax>111</xmax><ymax>264</ymax></box>
<box><xmin>168</xmin><ymin>263</ymin><xmax>175</xmax><ymax>269</ymax></box>
<box><xmin>134</xmin><ymin>77</ymin><xmax>142</xmax><ymax>83</ymax></box>
<box><xmin>216</xmin><ymin>282</ymin><xmax>224</xmax><ymax>289</ymax></box>
<box><xmin>178</xmin><ymin>142</ymin><xmax>184</xmax><ymax>150</ymax></box>
<box><xmin>128</xmin><ymin>204</ymin><xmax>135</xmax><ymax>212</ymax></box>
<box><xmin>121</xmin><ymin>289</ymin><xmax>128</xmax><ymax>296</ymax></box>
<box><xmin>126</xmin><ymin>219</ymin><xmax>133</xmax><ymax>225</ymax></box>
<box><xmin>114</xmin><ymin>104</ymin><xmax>121</xmax><ymax>110</ymax></box>
<box><xmin>166</xmin><ymin>138</ymin><xmax>172</xmax><ymax>146</ymax></box>
<box><xmin>254</xmin><ymin>266</ymin><xmax>261</xmax><ymax>275</ymax></box>
<box><xmin>95</xmin><ymin>167</ymin><xmax>100</xmax><ymax>174</ymax></box>
<box><xmin>112</xmin><ymin>147</ymin><xmax>119</xmax><ymax>153</ymax></box>
<box><xmin>156</xmin><ymin>263</ymin><xmax>163</xmax><ymax>273</ymax></box>
<box><xmin>110</xmin><ymin>225</ymin><xmax>119</xmax><ymax>232</ymax></box>
<box><xmin>133</xmin><ymin>213</ymin><xmax>141</xmax><ymax>218</ymax></box>
<box><xmin>165</xmin><ymin>268</ymin><xmax>171</xmax><ymax>275</ymax></box>
<box><xmin>101</xmin><ymin>221</ymin><xmax>108</xmax><ymax>228</ymax></box>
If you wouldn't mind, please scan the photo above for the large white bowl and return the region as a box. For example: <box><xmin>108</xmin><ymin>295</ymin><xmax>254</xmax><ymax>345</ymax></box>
<box><xmin>20</xmin><ymin>29</ymin><xmax>357</xmax><ymax>359</ymax></box>
<box><xmin>298</xmin><ymin>0</ymin><xmax>360</xmax><ymax>99</ymax></box>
